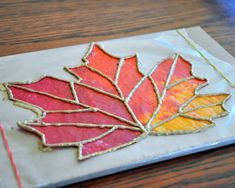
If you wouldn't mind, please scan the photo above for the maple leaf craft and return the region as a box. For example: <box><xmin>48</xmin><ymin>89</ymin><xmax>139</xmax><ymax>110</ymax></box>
<box><xmin>3</xmin><ymin>43</ymin><xmax>229</xmax><ymax>160</ymax></box>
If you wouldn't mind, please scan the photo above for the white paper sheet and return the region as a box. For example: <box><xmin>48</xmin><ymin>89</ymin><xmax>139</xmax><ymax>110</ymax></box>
<box><xmin>1</xmin><ymin>27</ymin><xmax>235</xmax><ymax>188</ymax></box>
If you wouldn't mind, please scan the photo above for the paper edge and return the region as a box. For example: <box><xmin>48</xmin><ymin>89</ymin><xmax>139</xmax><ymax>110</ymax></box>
<box><xmin>42</xmin><ymin>136</ymin><xmax>235</xmax><ymax>188</ymax></box>
<box><xmin>187</xmin><ymin>27</ymin><xmax>235</xmax><ymax>65</ymax></box>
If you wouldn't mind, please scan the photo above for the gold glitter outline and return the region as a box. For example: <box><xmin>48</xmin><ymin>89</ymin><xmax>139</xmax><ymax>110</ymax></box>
<box><xmin>2</xmin><ymin>42</ymin><xmax>230</xmax><ymax>159</ymax></box>
<box><xmin>3</xmin><ymin>44</ymin><xmax>149</xmax><ymax>160</ymax></box>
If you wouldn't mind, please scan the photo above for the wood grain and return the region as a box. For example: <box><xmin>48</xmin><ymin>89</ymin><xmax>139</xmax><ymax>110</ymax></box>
<box><xmin>0</xmin><ymin>0</ymin><xmax>235</xmax><ymax>187</ymax></box>
<box><xmin>75</xmin><ymin>144</ymin><xmax>235</xmax><ymax>188</ymax></box>
<box><xmin>0</xmin><ymin>0</ymin><xmax>235</xmax><ymax>56</ymax></box>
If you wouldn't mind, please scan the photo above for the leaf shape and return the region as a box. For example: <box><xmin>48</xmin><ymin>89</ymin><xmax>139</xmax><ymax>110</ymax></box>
<box><xmin>3</xmin><ymin>43</ymin><xmax>229</xmax><ymax>160</ymax></box>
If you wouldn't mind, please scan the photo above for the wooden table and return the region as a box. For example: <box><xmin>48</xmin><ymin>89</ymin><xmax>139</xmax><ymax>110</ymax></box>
<box><xmin>1</xmin><ymin>0</ymin><xmax>235</xmax><ymax>187</ymax></box>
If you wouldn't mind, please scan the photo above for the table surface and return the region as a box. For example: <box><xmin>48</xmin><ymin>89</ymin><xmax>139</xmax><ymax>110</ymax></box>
<box><xmin>1</xmin><ymin>0</ymin><xmax>235</xmax><ymax>187</ymax></box>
